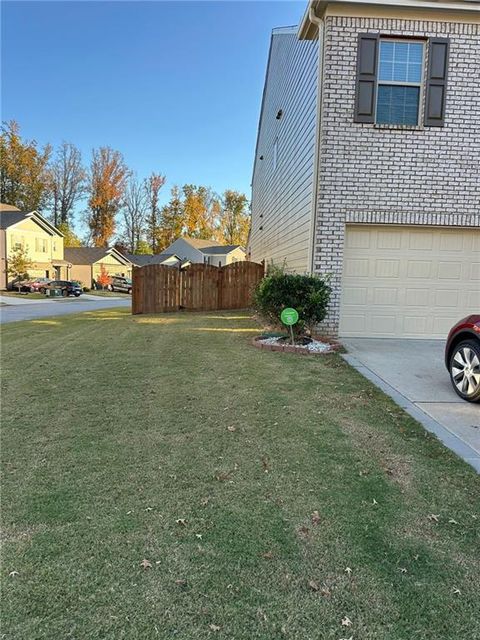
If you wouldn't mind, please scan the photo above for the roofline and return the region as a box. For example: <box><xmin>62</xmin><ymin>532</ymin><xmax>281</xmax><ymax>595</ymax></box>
<box><xmin>251</xmin><ymin>30</ymin><xmax>276</xmax><ymax>190</ymax></box>
<box><xmin>299</xmin><ymin>0</ymin><xmax>480</xmax><ymax>38</ymax></box>
<box><xmin>3</xmin><ymin>210</ymin><xmax>64</xmax><ymax>237</ymax></box>
<box><xmin>200</xmin><ymin>246</ymin><xmax>244</xmax><ymax>255</ymax></box>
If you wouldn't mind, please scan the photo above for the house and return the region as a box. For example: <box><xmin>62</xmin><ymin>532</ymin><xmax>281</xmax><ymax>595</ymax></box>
<box><xmin>64</xmin><ymin>247</ymin><xmax>132</xmax><ymax>288</ymax></box>
<box><xmin>124</xmin><ymin>252</ymin><xmax>182</xmax><ymax>267</ymax></box>
<box><xmin>164</xmin><ymin>238</ymin><xmax>246</xmax><ymax>267</ymax></box>
<box><xmin>248</xmin><ymin>0</ymin><xmax>480</xmax><ymax>339</ymax></box>
<box><xmin>0</xmin><ymin>205</ymin><xmax>68</xmax><ymax>289</ymax></box>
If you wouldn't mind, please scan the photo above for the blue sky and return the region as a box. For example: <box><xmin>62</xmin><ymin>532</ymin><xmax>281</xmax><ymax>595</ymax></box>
<box><xmin>2</xmin><ymin>1</ymin><xmax>305</xmax><ymax>227</ymax></box>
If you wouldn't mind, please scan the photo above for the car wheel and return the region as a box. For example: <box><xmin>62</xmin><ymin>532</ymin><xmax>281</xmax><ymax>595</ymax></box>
<box><xmin>74</xmin><ymin>292</ymin><xmax>80</xmax><ymax>297</ymax></box>
<box><xmin>449</xmin><ymin>339</ymin><xmax>480</xmax><ymax>403</ymax></box>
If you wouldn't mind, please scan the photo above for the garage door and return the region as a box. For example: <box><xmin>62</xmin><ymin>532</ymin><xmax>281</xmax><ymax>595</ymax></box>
<box><xmin>339</xmin><ymin>225</ymin><xmax>480</xmax><ymax>338</ymax></box>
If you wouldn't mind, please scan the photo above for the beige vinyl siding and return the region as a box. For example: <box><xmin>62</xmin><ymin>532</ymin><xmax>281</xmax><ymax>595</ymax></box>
<box><xmin>249</xmin><ymin>28</ymin><xmax>318</xmax><ymax>273</ymax></box>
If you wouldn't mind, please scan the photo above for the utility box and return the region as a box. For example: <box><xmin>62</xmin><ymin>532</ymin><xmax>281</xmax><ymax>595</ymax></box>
<box><xmin>46</xmin><ymin>288</ymin><xmax>63</xmax><ymax>298</ymax></box>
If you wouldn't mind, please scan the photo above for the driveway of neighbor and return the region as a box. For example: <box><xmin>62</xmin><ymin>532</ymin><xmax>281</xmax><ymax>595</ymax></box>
<box><xmin>342</xmin><ymin>338</ymin><xmax>480</xmax><ymax>472</ymax></box>
<box><xmin>0</xmin><ymin>295</ymin><xmax>131</xmax><ymax>323</ymax></box>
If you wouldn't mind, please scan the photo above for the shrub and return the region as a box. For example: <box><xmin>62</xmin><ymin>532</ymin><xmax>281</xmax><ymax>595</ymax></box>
<box><xmin>253</xmin><ymin>270</ymin><xmax>331</xmax><ymax>334</ymax></box>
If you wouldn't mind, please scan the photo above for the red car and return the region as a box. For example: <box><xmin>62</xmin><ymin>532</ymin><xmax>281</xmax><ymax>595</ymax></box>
<box><xmin>21</xmin><ymin>277</ymin><xmax>52</xmax><ymax>293</ymax></box>
<box><xmin>445</xmin><ymin>315</ymin><xmax>480</xmax><ymax>402</ymax></box>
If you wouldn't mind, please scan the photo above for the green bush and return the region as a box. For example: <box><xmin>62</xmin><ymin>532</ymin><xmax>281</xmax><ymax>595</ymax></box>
<box><xmin>253</xmin><ymin>269</ymin><xmax>331</xmax><ymax>334</ymax></box>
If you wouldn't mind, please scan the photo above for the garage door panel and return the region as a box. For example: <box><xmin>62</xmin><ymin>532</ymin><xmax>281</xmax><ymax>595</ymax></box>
<box><xmin>340</xmin><ymin>226</ymin><xmax>480</xmax><ymax>338</ymax></box>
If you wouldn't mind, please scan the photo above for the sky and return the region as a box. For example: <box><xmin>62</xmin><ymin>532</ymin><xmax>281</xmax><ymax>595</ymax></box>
<box><xmin>1</xmin><ymin>0</ymin><xmax>305</xmax><ymax>231</ymax></box>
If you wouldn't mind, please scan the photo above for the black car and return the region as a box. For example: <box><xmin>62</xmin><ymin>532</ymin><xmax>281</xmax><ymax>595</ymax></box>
<box><xmin>47</xmin><ymin>280</ymin><xmax>82</xmax><ymax>297</ymax></box>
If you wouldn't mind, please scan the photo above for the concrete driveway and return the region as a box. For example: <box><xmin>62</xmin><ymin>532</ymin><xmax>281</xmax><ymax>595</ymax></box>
<box><xmin>342</xmin><ymin>338</ymin><xmax>480</xmax><ymax>472</ymax></box>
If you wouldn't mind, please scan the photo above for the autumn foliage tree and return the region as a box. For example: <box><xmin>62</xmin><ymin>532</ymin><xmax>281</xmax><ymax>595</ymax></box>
<box><xmin>96</xmin><ymin>263</ymin><xmax>112</xmax><ymax>290</ymax></box>
<box><xmin>57</xmin><ymin>222</ymin><xmax>82</xmax><ymax>247</ymax></box>
<box><xmin>87</xmin><ymin>147</ymin><xmax>129</xmax><ymax>247</ymax></box>
<box><xmin>218</xmin><ymin>190</ymin><xmax>250</xmax><ymax>246</ymax></box>
<box><xmin>183</xmin><ymin>185</ymin><xmax>220</xmax><ymax>240</ymax></box>
<box><xmin>0</xmin><ymin>121</ymin><xmax>51</xmax><ymax>211</ymax></box>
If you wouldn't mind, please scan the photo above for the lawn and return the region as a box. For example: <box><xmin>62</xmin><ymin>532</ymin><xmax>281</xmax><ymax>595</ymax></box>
<box><xmin>1</xmin><ymin>291</ymin><xmax>47</xmax><ymax>300</ymax></box>
<box><xmin>86</xmin><ymin>290</ymin><xmax>131</xmax><ymax>297</ymax></box>
<box><xmin>2</xmin><ymin>309</ymin><xmax>479</xmax><ymax>639</ymax></box>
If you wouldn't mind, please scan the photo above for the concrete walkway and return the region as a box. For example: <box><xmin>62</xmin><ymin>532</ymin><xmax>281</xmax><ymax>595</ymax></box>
<box><xmin>0</xmin><ymin>296</ymin><xmax>131</xmax><ymax>323</ymax></box>
<box><xmin>342</xmin><ymin>338</ymin><xmax>480</xmax><ymax>473</ymax></box>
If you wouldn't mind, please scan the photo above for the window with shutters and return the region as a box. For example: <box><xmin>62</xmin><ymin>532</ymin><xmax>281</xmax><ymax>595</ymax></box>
<box><xmin>354</xmin><ymin>35</ymin><xmax>449</xmax><ymax>127</ymax></box>
<box><xmin>376</xmin><ymin>40</ymin><xmax>424</xmax><ymax>125</ymax></box>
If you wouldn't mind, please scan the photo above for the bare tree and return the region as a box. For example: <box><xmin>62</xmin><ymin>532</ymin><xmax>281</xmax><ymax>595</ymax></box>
<box><xmin>145</xmin><ymin>172</ymin><xmax>166</xmax><ymax>252</ymax></box>
<box><xmin>49</xmin><ymin>142</ymin><xmax>86</xmax><ymax>226</ymax></box>
<box><xmin>122</xmin><ymin>175</ymin><xmax>147</xmax><ymax>253</ymax></box>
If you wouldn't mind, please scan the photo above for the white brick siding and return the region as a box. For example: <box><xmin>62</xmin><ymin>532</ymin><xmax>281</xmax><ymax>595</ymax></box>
<box><xmin>314</xmin><ymin>16</ymin><xmax>480</xmax><ymax>335</ymax></box>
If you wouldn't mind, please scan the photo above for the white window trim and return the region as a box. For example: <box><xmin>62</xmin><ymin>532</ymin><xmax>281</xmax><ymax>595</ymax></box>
<box><xmin>375</xmin><ymin>38</ymin><xmax>426</xmax><ymax>126</ymax></box>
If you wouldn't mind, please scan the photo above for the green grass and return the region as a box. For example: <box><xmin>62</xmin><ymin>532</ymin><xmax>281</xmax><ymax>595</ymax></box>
<box><xmin>86</xmin><ymin>290</ymin><xmax>131</xmax><ymax>297</ymax></box>
<box><xmin>2</xmin><ymin>309</ymin><xmax>479</xmax><ymax>639</ymax></box>
<box><xmin>1</xmin><ymin>291</ymin><xmax>47</xmax><ymax>300</ymax></box>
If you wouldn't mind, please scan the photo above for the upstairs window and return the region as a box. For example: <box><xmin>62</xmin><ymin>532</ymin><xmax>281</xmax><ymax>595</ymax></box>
<box><xmin>376</xmin><ymin>40</ymin><xmax>424</xmax><ymax>125</ymax></box>
<box><xmin>354</xmin><ymin>34</ymin><xmax>449</xmax><ymax>127</ymax></box>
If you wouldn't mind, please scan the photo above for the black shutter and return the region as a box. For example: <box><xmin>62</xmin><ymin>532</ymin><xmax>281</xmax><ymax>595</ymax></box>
<box><xmin>424</xmin><ymin>38</ymin><xmax>449</xmax><ymax>127</ymax></box>
<box><xmin>354</xmin><ymin>33</ymin><xmax>379</xmax><ymax>123</ymax></box>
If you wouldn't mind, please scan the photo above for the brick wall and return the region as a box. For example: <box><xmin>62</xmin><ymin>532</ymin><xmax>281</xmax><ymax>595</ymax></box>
<box><xmin>314</xmin><ymin>15</ymin><xmax>480</xmax><ymax>335</ymax></box>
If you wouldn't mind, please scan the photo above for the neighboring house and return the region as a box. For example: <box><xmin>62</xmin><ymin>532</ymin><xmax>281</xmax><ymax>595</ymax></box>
<box><xmin>249</xmin><ymin>0</ymin><xmax>480</xmax><ymax>339</ymax></box>
<box><xmin>164</xmin><ymin>238</ymin><xmax>246</xmax><ymax>267</ymax></box>
<box><xmin>0</xmin><ymin>205</ymin><xmax>68</xmax><ymax>289</ymax></box>
<box><xmin>125</xmin><ymin>252</ymin><xmax>181</xmax><ymax>267</ymax></box>
<box><xmin>64</xmin><ymin>247</ymin><xmax>132</xmax><ymax>288</ymax></box>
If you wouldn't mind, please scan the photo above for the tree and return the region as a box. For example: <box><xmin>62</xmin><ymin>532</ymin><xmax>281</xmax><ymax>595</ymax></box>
<box><xmin>57</xmin><ymin>222</ymin><xmax>82</xmax><ymax>247</ymax></box>
<box><xmin>182</xmin><ymin>185</ymin><xmax>219</xmax><ymax>240</ymax></box>
<box><xmin>87</xmin><ymin>147</ymin><xmax>129</xmax><ymax>247</ymax></box>
<box><xmin>7</xmin><ymin>246</ymin><xmax>32</xmax><ymax>288</ymax></box>
<box><xmin>122</xmin><ymin>175</ymin><xmax>147</xmax><ymax>253</ymax></box>
<box><xmin>0</xmin><ymin>120</ymin><xmax>51</xmax><ymax>211</ymax></box>
<box><xmin>134</xmin><ymin>239</ymin><xmax>153</xmax><ymax>255</ymax></box>
<box><xmin>49</xmin><ymin>142</ymin><xmax>86</xmax><ymax>226</ymax></box>
<box><xmin>145</xmin><ymin>173</ymin><xmax>166</xmax><ymax>252</ymax></box>
<box><xmin>219</xmin><ymin>190</ymin><xmax>250</xmax><ymax>246</ymax></box>
<box><xmin>156</xmin><ymin>185</ymin><xmax>185</xmax><ymax>251</ymax></box>
<box><xmin>96</xmin><ymin>263</ymin><xmax>112</xmax><ymax>290</ymax></box>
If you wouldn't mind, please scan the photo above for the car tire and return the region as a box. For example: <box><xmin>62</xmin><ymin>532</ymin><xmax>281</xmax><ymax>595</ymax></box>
<box><xmin>74</xmin><ymin>292</ymin><xmax>80</xmax><ymax>297</ymax></box>
<box><xmin>449</xmin><ymin>339</ymin><xmax>480</xmax><ymax>403</ymax></box>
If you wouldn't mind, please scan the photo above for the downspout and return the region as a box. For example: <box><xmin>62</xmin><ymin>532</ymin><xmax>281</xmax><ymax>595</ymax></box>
<box><xmin>306</xmin><ymin>7</ymin><xmax>325</xmax><ymax>275</ymax></box>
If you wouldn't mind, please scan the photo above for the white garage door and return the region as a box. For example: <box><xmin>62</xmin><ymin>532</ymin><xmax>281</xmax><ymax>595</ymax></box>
<box><xmin>339</xmin><ymin>225</ymin><xmax>480</xmax><ymax>338</ymax></box>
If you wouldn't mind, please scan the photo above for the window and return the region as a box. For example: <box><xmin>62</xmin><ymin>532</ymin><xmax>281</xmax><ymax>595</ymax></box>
<box><xmin>354</xmin><ymin>35</ymin><xmax>448</xmax><ymax>127</ymax></box>
<box><xmin>376</xmin><ymin>40</ymin><xmax>424</xmax><ymax>125</ymax></box>
<box><xmin>35</xmin><ymin>238</ymin><xmax>48</xmax><ymax>253</ymax></box>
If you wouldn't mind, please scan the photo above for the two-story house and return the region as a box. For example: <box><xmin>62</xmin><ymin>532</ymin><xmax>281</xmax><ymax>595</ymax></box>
<box><xmin>249</xmin><ymin>0</ymin><xmax>480</xmax><ymax>338</ymax></box>
<box><xmin>0</xmin><ymin>205</ymin><xmax>68</xmax><ymax>289</ymax></box>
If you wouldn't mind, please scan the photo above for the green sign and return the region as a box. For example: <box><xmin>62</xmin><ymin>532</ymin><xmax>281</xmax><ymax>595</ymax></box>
<box><xmin>281</xmin><ymin>307</ymin><xmax>299</xmax><ymax>326</ymax></box>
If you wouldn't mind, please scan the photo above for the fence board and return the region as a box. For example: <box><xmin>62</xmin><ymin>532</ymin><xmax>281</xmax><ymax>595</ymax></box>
<box><xmin>132</xmin><ymin>261</ymin><xmax>264</xmax><ymax>315</ymax></box>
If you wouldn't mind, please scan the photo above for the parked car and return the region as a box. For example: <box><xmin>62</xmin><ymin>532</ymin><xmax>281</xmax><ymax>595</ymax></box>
<box><xmin>445</xmin><ymin>315</ymin><xmax>480</xmax><ymax>402</ymax></box>
<box><xmin>21</xmin><ymin>277</ymin><xmax>52</xmax><ymax>293</ymax></box>
<box><xmin>46</xmin><ymin>280</ymin><xmax>82</xmax><ymax>298</ymax></box>
<box><xmin>109</xmin><ymin>276</ymin><xmax>132</xmax><ymax>294</ymax></box>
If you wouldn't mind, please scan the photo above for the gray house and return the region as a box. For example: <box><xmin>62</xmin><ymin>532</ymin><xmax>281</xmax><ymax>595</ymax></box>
<box><xmin>164</xmin><ymin>238</ymin><xmax>246</xmax><ymax>267</ymax></box>
<box><xmin>249</xmin><ymin>0</ymin><xmax>480</xmax><ymax>338</ymax></box>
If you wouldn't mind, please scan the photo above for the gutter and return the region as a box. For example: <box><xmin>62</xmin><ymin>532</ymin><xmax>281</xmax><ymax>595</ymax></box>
<box><xmin>306</xmin><ymin>6</ymin><xmax>325</xmax><ymax>274</ymax></box>
<box><xmin>299</xmin><ymin>0</ymin><xmax>480</xmax><ymax>39</ymax></box>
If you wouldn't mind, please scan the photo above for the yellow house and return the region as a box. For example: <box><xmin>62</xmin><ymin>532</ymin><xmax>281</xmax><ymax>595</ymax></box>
<box><xmin>64</xmin><ymin>247</ymin><xmax>132</xmax><ymax>288</ymax></box>
<box><xmin>0</xmin><ymin>205</ymin><xmax>68</xmax><ymax>289</ymax></box>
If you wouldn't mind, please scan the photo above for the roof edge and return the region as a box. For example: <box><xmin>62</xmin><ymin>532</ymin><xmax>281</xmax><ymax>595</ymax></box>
<box><xmin>299</xmin><ymin>0</ymin><xmax>480</xmax><ymax>38</ymax></box>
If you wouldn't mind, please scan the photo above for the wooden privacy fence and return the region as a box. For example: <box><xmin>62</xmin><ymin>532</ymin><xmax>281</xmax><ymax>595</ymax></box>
<box><xmin>132</xmin><ymin>261</ymin><xmax>264</xmax><ymax>314</ymax></box>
